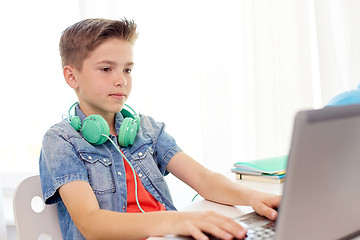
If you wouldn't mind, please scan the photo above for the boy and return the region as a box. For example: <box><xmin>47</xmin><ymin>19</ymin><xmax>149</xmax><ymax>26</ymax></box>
<box><xmin>40</xmin><ymin>18</ymin><xmax>280</xmax><ymax>240</ymax></box>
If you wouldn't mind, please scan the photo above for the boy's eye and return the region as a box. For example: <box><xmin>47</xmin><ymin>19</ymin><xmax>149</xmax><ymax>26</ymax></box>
<box><xmin>101</xmin><ymin>67</ymin><xmax>112</xmax><ymax>72</ymax></box>
<box><xmin>124</xmin><ymin>69</ymin><xmax>132</xmax><ymax>73</ymax></box>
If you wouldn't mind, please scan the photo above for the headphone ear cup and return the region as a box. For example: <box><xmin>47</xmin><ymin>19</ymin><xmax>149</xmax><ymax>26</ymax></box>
<box><xmin>118</xmin><ymin>118</ymin><xmax>137</xmax><ymax>147</ymax></box>
<box><xmin>70</xmin><ymin>116</ymin><xmax>81</xmax><ymax>131</ymax></box>
<box><xmin>82</xmin><ymin>115</ymin><xmax>110</xmax><ymax>145</ymax></box>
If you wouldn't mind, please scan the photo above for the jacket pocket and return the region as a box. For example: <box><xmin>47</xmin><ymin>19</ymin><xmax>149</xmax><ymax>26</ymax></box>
<box><xmin>79</xmin><ymin>152</ymin><xmax>116</xmax><ymax>194</ymax></box>
<box><xmin>131</xmin><ymin>144</ymin><xmax>164</xmax><ymax>182</ymax></box>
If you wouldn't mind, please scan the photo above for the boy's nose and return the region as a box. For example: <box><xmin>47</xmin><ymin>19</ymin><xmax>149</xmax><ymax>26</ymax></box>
<box><xmin>114</xmin><ymin>73</ymin><xmax>127</xmax><ymax>87</ymax></box>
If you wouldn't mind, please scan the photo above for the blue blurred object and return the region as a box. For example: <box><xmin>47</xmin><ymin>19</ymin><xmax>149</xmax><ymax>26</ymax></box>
<box><xmin>327</xmin><ymin>84</ymin><xmax>360</xmax><ymax>106</ymax></box>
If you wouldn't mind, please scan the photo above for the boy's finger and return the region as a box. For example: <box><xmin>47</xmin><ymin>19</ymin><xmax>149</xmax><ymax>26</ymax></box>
<box><xmin>188</xmin><ymin>225</ymin><xmax>209</xmax><ymax>240</ymax></box>
<box><xmin>196</xmin><ymin>221</ymin><xmax>240</xmax><ymax>240</ymax></box>
<box><xmin>202</xmin><ymin>213</ymin><xmax>247</xmax><ymax>239</ymax></box>
<box><xmin>264</xmin><ymin>196</ymin><xmax>280</xmax><ymax>220</ymax></box>
<box><xmin>256</xmin><ymin>203</ymin><xmax>278</xmax><ymax>220</ymax></box>
<box><xmin>219</xmin><ymin>217</ymin><xmax>247</xmax><ymax>238</ymax></box>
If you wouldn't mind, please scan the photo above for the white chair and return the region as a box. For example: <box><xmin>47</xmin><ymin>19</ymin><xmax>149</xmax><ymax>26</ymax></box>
<box><xmin>0</xmin><ymin>179</ymin><xmax>7</xmax><ymax>240</ymax></box>
<box><xmin>13</xmin><ymin>175</ymin><xmax>62</xmax><ymax>240</ymax></box>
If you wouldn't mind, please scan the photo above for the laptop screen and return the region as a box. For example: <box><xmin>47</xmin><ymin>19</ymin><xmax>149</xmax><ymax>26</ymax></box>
<box><xmin>276</xmin><ymin>104</ymin><xmax>360</xmax><ymax>240</ymax></box>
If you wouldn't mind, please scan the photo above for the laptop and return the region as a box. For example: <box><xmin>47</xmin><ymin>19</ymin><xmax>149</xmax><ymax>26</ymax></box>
<box><xmin>232</xmin><ymin>104</ymin><xmax>360</xmax><ymax>240</ymax></box>
<box><xmin>155</xmin><ymin>104</ymin><xmax>360</xmax><ymax>240</ymax></box>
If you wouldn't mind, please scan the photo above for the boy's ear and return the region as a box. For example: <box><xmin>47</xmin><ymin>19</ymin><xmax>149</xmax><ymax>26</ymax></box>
<box><xmin>63</xmin><ymin>65</ymin><xmax>78</xmax><ymax>89</ymax></box>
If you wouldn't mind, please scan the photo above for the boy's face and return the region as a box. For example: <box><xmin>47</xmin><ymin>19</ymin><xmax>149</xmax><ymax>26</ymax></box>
<box><xmin>65</xmin><ymin>38</ymin><xmax>134</xmax><ymax>117</ymax></box>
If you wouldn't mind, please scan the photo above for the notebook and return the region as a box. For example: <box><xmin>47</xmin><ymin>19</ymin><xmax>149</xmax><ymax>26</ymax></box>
<box><xmin>233</xmin><ymin>104</ymin><xmax>360</xmax><ymax>240</ymax></box>
<box><xmin>233</xmin><ymin>155</ymin><xmax>287</xmax><ymax>175</ymax></box>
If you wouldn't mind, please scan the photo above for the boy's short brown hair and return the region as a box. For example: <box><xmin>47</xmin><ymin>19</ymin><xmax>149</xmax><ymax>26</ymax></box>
<box><xmin>59</xmin><ymin>18</ymin><xmax>138</xmax><ymax>70</ymax></box>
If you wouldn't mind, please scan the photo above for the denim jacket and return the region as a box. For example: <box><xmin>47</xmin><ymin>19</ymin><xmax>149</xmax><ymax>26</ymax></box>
<box><xmin>39</xmin><ymin>105</ymin><xmax>181</xmax><ymax>239</ymax></box>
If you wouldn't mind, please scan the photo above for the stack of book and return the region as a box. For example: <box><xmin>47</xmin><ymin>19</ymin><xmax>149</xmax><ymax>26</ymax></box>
<box><xmin>231</xmin><ymin>156</ymin><xmax>287</xmax><ymax>183</ymax></box>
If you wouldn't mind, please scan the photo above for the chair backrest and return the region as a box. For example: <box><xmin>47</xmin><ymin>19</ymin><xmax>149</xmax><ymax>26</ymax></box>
<box><xmin>13</xmin><ymin>175</ymin><xmax>62</xmax><ymax>240</ymax></box>
<box><xmin>0</xmin><ymin>178</ymin><xmax>7</xmax><ymax>240</ymax></box>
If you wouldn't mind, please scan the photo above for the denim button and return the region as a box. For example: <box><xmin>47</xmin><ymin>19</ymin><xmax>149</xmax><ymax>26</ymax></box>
<box><xmin>139</xmin><ymin>173</ymin><xmax>143</xmax><ymax>177</ymax></box>
<box><xmin>138</xmin><ymin>152</ymin><xmax>143</xmax><ymax>157</ymax></box>
<box><xmin>117</xmin><ymin>172</ymin><xmax>121</xmax><ymax>175</ymax></box>
<box><xmin>103</xmin><ymin>158</ymin><xmax>107</xmax><ymax>162</ymax></box>
<box><xmin>88</xmin><ymin>156</ymin><xmax>92</xmax><ymax>160</ymax></box>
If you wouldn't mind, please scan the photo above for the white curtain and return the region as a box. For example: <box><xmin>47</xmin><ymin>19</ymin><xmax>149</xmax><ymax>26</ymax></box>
<box><xmin>0</xmin><ymin>0</ymin><xmax>359</xmax><ymax>176</ymax></box>
<box><xmin>315</xmin><ymin>0</ymin><xmax>360</xmax><ymax>101</ymax></box>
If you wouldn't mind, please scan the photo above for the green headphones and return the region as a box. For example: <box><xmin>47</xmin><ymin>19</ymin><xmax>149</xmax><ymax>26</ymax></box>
<box><xmin>68</xmin><ymin>102</ymin><xmax>140</xmax><ymax>147</ymax></box>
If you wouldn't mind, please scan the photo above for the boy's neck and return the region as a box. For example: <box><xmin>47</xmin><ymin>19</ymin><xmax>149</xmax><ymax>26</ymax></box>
<box><xmin>102</xmin><ymin>113</ymin><xmax>116</xmax><ymax>136</ymax></box>
<box><xmin>78</xmin><ymin>104</ymin><xmax>116</xmax><ymax>136</ymax></box>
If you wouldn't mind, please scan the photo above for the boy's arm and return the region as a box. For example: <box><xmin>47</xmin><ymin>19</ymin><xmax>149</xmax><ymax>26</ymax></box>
<box><xmin>166</xmin><ymin>151</ymin><xmax>280</xmax><ymax>220</ymax></box>
<box><xmin>59</xmin><ymin>180</ymin><xmax>247</xmax><ymax>240</ymax></box>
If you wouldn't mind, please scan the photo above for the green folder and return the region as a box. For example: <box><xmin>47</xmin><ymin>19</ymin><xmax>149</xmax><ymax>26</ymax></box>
<box><xmin>233</xmin><ymin>156</ymin><xmax>288</xmax><ymax>174</ymax></box>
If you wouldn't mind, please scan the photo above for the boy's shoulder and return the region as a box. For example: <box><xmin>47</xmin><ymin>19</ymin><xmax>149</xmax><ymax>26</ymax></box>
<box><xmin>44</xmin><ymin>119</ymin><xmax>82</xmax><ymax>141</ymax></box>
<box><xmin>48</xmin><ymin>119</ymin><xmax>76</xmax><ymax>132</ymax></box>
<box><xmin>138</xmin><ymin>113</ymin><xmax>163</xmax><ymax>127</ymax></box>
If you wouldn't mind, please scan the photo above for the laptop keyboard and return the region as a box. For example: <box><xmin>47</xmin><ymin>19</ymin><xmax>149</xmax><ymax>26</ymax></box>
<box><xmin>244</xmin><ymin>224</ymin><xmax>275</xmax><ymax>239</ymax></box>
<box><xmin>234</xmin><ymin>212</ymin><xmax>276</xmax><ymax>240</ymax></box>
<box><xmin>208</xmin><ymin>223</ymin><xmax>275</xmax><ymax>240</ymax></box>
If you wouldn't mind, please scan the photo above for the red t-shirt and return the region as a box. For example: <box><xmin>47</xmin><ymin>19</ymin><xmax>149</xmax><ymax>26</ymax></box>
<box><xmin>123</xmin><ymin>158</ymin><xmax>167</xmax><ymax>213</ymax></box>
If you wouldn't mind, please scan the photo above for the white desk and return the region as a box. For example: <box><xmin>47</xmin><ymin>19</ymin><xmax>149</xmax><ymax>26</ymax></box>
<box><xmin>149</xmin><ymin>180</ymin><xmax>283</xmax><ymax>240</ymax></box>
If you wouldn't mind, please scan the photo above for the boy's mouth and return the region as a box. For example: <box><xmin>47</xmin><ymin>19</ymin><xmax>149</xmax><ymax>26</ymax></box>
<box><xmin>109</xmin><ymin>93</ymin><xmax>126</xmax><ymax>99</ymax></box>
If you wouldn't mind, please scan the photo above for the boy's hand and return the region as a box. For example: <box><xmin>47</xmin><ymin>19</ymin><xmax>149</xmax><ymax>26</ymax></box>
<box><xmin>249</xmin><ymin>193</ymin><xmax>281</xmax><ymax>221</ymax></box>
<box><xmin>173</xmin><ymin>211</ymin><xmax>247</xmax><ymax>240</ymax></box>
